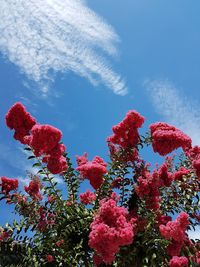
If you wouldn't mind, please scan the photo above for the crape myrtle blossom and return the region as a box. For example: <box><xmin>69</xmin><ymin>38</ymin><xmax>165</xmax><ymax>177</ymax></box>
<box><xmin>135</xmin><ymin>163</ymin><xmax>173</xmax><ymax>211</ymax></box>
<box><xmin>5</xmin><ymin>102</ymin><xmax>36</xmax><ymax>144</ymax></box>
<box><xmin>76</xmin><ymin>154</ymin><xmax>107</xmax><ymax>190</ymax></box>
<box><xmin>0</xmin><ymin>176</ymin><xmax>18</xmax><ymax>195</ymax></box>
<box><xmin>80</xmin><ymin>190</ymin><xmax>96</xmax><ymax>205</ymax></box>
<box><xmin>159</xmin><ymin>212</ymin><xmax>189</xmax><ymax>257</ymax></box>
<box><xmin>168</xmin><ymin>256</ymin><xmax>188</xmax><ymax>267</ymax></box>
<box><xmin>6</xmin><ymin>103</ymin><xmax>68</xmax><ymax>174</ymax></box>
<box><xmin>89</xmin><ymin>197</ymin><xmax>137</xmax><ymax>265</ymax></box>
<box><xmin>24</xmin><ymin>178</ymin><xmax>43</xmax><ymax>201</ymax></box>
<box><xmin>150</xmin><ymin>122</ymin><xmax>192</xmax><ymax>156</ymax></box>
<box><xmin>107</xmin><ymin>111</ymin><xmax>144</xmax><ymax>164</ymax></box>
<box><xmin>107</xmin><ymin>110</ymin><xmax>145</xmax><ymax>149</ymax></box>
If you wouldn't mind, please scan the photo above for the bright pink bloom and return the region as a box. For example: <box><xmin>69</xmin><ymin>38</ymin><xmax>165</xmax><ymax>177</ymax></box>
<box><xmin>29</xmin><ymin>124</ymin><xmax>62</xmax><ymax>156</ymax></box>
<box><xmin>107</xmin><ymin>110</ymin><xmax>145</xmax><ymax>149</ymax></box>
<box><xmin>80</xmin><ymin>190</ymin><xmax>96</xmax><ymax>205</ymax></box>
<box><xmin>76</xmin><ymin>155</ymin><xmax>107</xmax><ymax>189</ymax></box>
<box><xmin>89</xmin><ymin>198</ymin><xmax>136</xmax><ymax>265</ymax></box>
<box><xmin>76</xmin><ymin>152</ymin><xmax>88</xmax><ymax>166</ymax></box>
<box><xmin>173</xmin><ymin>167</ymin><xmax>190</xmax><ymax>181</ymax></box>
<box><xmin>24</xmin><ymin>179</ymin><xmax>43</xmax><ymax>200</ymax></box>
<box><xmin>150</xmin><ymin>122</ymin><xmax>192</xmax><ymax>156</ymax></box>
<box><xmin>5</xmin><ymin>102</ymin><xmax>36</xmax><ymax>144</ymax></box>
<box><xmin>28</xmin><ymin>125</ymin><xmax>68</xmax><ymax>174</ymax></box>
<box><xmin>160</xmin><ymin>212</ymin><xmax>189</xmax><ymax>241</ymax></box>
<box><xmin>47</xmin><ymin>155</ymin><xmax>68</xmax><ymax>174</ymax></box>
<box><xmin>1</xmin><ymin>177</ymin><xmax>18</xmax><ymax>195</ymax></box>
<box><xmin>169</xmin><ymin>256</ymin><xmax>188</xmax><ymax>267</ymax></box>
<box><xmin>160</xmin><ymin>212</ymin><xmax>189</xmax><ymax>256</ymax></box>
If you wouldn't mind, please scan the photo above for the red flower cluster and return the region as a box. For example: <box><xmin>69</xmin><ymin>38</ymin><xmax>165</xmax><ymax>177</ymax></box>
<box><xmin>135</xmin><ymin>164</ymin><xmax>173</xmax><ymax>211</ymax></box>
<box><xmin>150</xmin><ymin>122</ymin><xmax>192</xmax><ymax>156</ymax></box>
<box><xmin>159</xmin><ymin>212</ymin><xmax>189</xmax><ymax>256</ymax></box>
<box><xmin>76</xmin><ymin>154</ymin><xmax>107</xmax><ymax>190</ymax></box>
<box><xmin>0</xmin><ymin>176</ymin><xmax>18</xmax><ymax>195</ymax></box>
<box><xmin>6</xmin><ymin>102</ymin><xmax>36</xmax><ymax>144</ymax></box>
<box><xmin>6</xmin><ymin>103</ymin><xmax>68</xmax><ymax>174</ymax></box>
<box><xmin>28</xmin><ymin>125</ymin><xmax>62</xmax><ymax>156</ymax></box>
<box><xmin>80</xmin><ymin>190</ymin><xmax>96</xmax><ymax>205</ymax></box>
<box><xmin>173</xmin><ymin>167</ymin><xmax>190</xmax><ymax>181</ymax></box>
<box><xmin>24</xmin><ymin>178</ymin><xmax>43</xmax><ymax>201</ymax></box>
<box><xmin>89</xmin><ymin>198</ymin><xmax>136</xmax><ymax>265</ymax></box>
<box><xmin>28</xmin><ymin>125</ymin><xmax>68</xmax><ymax>174</ymax></box>
<box><xmin>107</xmin><ymin>110</ymin><xmax>145</xmax><ymax>149</ymax></box>
<box><xmin>169</xmin><ymin>256</ymin><xmax>188</xmax><ymax>267</ymax></box>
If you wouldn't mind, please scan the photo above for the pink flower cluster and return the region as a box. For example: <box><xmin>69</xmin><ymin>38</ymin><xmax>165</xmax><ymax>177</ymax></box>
<box><xmin>76</xmin><ymin>154</ymin><xmax>107</xmax><ymax>190</ymax></box>
<box><xmin>159</xmin><ymin>212</ymin><xmax>189</xmax><ymax>256</ymax></box>
<box><xmin>24</xmin><ymin>178</ymin><xmax>43</xmax><ymax>201</ymax></box>
<box><xmin>135</xmin><ymin>164</ymin><xmax>173</xmax><ymax>210</ymax></box>
<box><xmin>6</xmin><ymin>102</ymin><xmax>36</xmax><ymax>144</ymax></box>
<box><xmin>89</xmin><ymin>198</ymin><xmax>136</xmax><ymax>265</ymax></box>
<box><xmin>169</xmin><ymin>256</ymin><xmax>188</xmax><ymax>267</ymax></box>
<box><xmin>150</xmin><ymin>122</ymin><xmax>192</xmax><ymax>156</ymax></box>
<box><xmin>80</xmin><ymin>190</ymin><xmax>96</xmax><ymax>205</ymax></box>
<box><xmin>173</xmin><ymin>167</ymin><xmax>190</xmax><ymax>181</ymax></box>
<box><xmin>107</xmin><ymin>110</ymin><xmax>145</xmax><ymax>149</ymax></box>
<box><xmin>0</xmin><ymin>177</ymin><xmax>18</xmax><ymax>195</ymax></box>
<box><xmin>6</xmin><ymin>103</ymin><xmax>68</xmax><ymax>174</ymax></box>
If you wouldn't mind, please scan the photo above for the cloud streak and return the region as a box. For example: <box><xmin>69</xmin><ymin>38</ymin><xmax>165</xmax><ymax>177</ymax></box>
<box><xmin>145</xmin><ymin>79</ymin><xmax>200</xmax><ymax>146</ymax></box>
<box><xmin>0</xmin><ymin>0</ymin><xmax>127</xmax><ymax>95</ymax></box>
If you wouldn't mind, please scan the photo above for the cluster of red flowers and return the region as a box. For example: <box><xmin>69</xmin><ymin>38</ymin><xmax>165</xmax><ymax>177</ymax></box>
<box><xmin>0</xmin><ymin>176</ymin><xmax>18</xmax><ymax>195</ymax></box>
<box><xmin>169</xmin><ymin>256</ymin><xmax>188</xmax><ymax>267</ymax></box>
<box><xmin>135</xmin><ymin>163</ymin><xmax>173</xmax><ymax>211</ymax></box>
<box><xmin>159</xmin><ymin>212</ymin><xmax>189</xmax><ymax>257</ymax></box>
<box><xmin>150</xmin><ymin>122</ymin><xmax>192</xmax><ymax>156</ymax></box>
<box><xmin>173</xmin><ymin>166</ymin><xmax>190</xmax><ymax>181</ymax></box>
<box><xmin>89</xmin><ymin>197</ymin><xmax>136</xmax><ymax>265</ymax></box>
<box><xmin>6</xmin><ymin>103</ymin><xmax>68</xmax><ymax>174</ymax></box>
<box><xmin>76</xmin><ymin>154</ymin><xmax>107</xmax><ymax>190</ymax></box>
<box><xmin>107</xmin><ymin>110</ymin><xmax>145</xmax><ymax>149</ymax></box>
<box><xmin>24</xmin><ymin>178</ymin><xmax>43</xmax><ymax>201</ymax></box>
<box><xmin>79</xmin><ymin>190</ymin><xmax>96</xmax><ymax>205</ymax></box>
<box><xmin>6</xmin><ymin>102</ymin><xmax>36</xmax><ymax>144</ymax></box>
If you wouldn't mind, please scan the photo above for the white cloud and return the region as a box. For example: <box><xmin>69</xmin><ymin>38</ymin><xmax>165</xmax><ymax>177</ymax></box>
<box><xmin>187</xmin><ymin>226</ymin><xmax>200</xmax><ymax>240</ymax></box>
<box><xmin>145</xmin><ymin>79</ymin><xmax>200</xmax><ymax>146</ymax></box>
<box><xmin>0</xmin><ymin>0</ymin><xmax>127</xmax><ymax>95</ymax></box>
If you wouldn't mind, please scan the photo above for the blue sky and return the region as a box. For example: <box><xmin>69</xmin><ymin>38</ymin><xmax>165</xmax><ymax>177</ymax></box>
<box><xmin>0</xmin><ymin>0</ymin><xmax>200</xmax><ymax>237</ymax></box>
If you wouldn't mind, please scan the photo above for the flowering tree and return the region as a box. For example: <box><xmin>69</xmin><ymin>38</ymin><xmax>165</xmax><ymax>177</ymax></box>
<box><xmin>0</xmin><ymin>102</ymin><xmax>199</xmax><ymax>267</ymax></box>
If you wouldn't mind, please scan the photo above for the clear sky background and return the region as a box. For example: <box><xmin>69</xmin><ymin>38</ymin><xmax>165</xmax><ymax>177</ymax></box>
<box><xmin>0</xmin><ymin>0</ymin><xmax>200</xmax><ymax>238</ymax></box>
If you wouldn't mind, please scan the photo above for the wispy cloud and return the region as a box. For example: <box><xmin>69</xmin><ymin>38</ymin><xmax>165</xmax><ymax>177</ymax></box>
<box><xmin>188</xmin><ymin>226</ymin><xmax>200</xmax><ymax>241</ymax></box>
<box><xmin>0</xmin><ymin>0</ymin><xmax>127</xmax><ymax>95</ymax></box>
<box><xmin>145</xmin><ymin>79</ymin><xmax>200</xmax><ymax>145</ymax></box>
